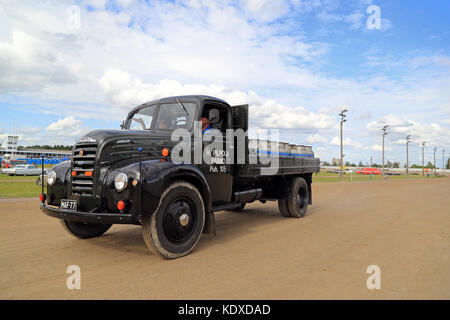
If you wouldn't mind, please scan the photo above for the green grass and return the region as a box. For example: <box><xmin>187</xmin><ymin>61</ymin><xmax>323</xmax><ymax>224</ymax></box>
<box><xmin>0</xmin><ymin>173</ymin><xmax>42</xmax><ymax>198</ymax></box>
<box><xmin>0</xmin><ymin>180</ymin><xmax>41</xmax><ymax>198</ymax></box>
<box><xmin>312</xmin><ymin>171</ymin><xmax>445</xmax><ymax>182</ymax></box>
<box><xmin>0</xmin><ymin>174</ymin><xmax>38</xmax><ymax>181</ymax></box>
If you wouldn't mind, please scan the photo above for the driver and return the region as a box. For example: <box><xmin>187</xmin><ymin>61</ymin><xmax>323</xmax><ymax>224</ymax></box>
<box><xmin>157</xmin><ymin>119</ymin><xmax>169</xmax><ymax>129</ymax></box>
<box><xmin>201</xmin><ymin>117</ymin><xmax>211</xmax><ymax>133</ymax></box>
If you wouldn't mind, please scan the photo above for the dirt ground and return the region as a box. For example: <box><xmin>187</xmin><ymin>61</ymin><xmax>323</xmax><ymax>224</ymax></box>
<box><xmin>1</xmin><ymin>178</ymin><xmax>449</xmax><ymax>299</ymax></box>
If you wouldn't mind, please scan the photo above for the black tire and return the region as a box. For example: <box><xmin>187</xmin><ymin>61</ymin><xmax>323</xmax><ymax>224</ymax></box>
<box><xmin>278</xmin><ymin>198</ymin><xmax>291</xmax><ymax>217</ymax></box>
<box><xmin>61</xmin><ymin>220</ymin><xmax>112</xmax><ymax>239</ymax></box>
<box><xmin>142</xmin><ymin>181</ymin><xmax>205</xmax><ymax>259</ymax></box>
<box><xmin>285</xmin><ymin>177</ymin><xmax>309</xmax><ymax>218</ymax></box>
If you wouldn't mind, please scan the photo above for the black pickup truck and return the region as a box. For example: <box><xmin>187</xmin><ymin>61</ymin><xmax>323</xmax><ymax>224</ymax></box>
<box><xmin>40</xmin><ymin>95</ymin><xmax>320</xmax><ymax>259</ymax></box>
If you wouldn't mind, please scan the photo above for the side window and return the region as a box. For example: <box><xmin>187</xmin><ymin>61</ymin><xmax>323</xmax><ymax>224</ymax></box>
<box><xmin>129</xmin><ymin>105</ymin><xmax>156</xmax><ymax>130</ymax></box>
<box><xmin>201</xmin><ymin>104</ymin><xmax>228</xmax><ymax>132</ymax></box>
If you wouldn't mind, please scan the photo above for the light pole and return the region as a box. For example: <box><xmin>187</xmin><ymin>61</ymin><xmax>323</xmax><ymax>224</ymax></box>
<box><xmin>382</xmin><ymin>125</ymin><xmax>389</xmax><ymax>180</ymax></box>
<box><xmin>339</xmin><ymin>109</ymin><xmax>348</xmax><ymax>181</ymax></box>
<box><xmin>433</xmin><ymin>147</ymin><xmax>437</xmax><ymax>175</ymax></box>
<box><xmin>421</xmin><ymin>142</ymin><xmax>426</xmax><ymax>177</ymax></box>
<box><xmin>443</xmin><ymin>149</ymin><xmax>446</xmax><ymax>176</ymax></box>
<box><xmin>406</xmin><ymin>135</ymin><xmax>411</xmax><ymax>177</ymax></box>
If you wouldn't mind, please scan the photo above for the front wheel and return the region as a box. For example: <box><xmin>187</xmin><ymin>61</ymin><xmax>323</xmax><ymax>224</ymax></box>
<box><xmin>61</xmin><ymin>220</ymin><xmax>112</xmax><ymax>239</ymax></box>
<box><xmin>142</xmin><ymin>181</ymin><xmax>205</xmax><ymax>259</ymax></box>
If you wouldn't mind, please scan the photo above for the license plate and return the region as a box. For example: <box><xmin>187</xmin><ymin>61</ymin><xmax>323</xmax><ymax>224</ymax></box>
<box><xmin>60</xmin><ymin>199</ymin><xmax>77</xmax><ymax>211</ymax></box>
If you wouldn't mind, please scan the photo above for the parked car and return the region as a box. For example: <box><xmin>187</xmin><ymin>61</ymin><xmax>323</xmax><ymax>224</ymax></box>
<box><xmin>5</xmin><ymin>164</ymin><xmax>43</xmax><ymax>176</ymax></box>
<box><xmin>385</xmin><ymin>171</ymin><xmax>401</xmax><ymax>176</ymax></box>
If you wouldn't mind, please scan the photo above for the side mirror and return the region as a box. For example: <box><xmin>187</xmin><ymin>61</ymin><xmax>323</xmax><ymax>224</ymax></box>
<box><xmin>120</xmin><ymin>120</ymin><xmax>125</xmax><ymax>129</ymax></box>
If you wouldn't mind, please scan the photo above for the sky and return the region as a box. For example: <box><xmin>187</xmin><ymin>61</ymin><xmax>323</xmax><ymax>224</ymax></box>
<box><xmin>0</xmin><ymin>0</ymin><xmax>449</xmax><ymax>166</ymax></box>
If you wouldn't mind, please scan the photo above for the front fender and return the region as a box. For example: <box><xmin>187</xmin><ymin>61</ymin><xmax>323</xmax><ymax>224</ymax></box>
<box><xmin>139</xmin><ymin>160</ymin><xmax>212</xmax><ymax>217</ymax></box>
<box><xmin>106</xmin><ymin>159</ymin><xmax>214</xmax><ymax>232</ymax></box>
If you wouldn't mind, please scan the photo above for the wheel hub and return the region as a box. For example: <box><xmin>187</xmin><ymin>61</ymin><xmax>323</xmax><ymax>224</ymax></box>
<box><xmin>162</xmin><ymin>198</ymin><xmax>196</xmax><ymax>244</ymax></box>
<box><xmin>179</xmin><ymin>213</ymin><xmax>190</xmax><ymax>227</ymax></box>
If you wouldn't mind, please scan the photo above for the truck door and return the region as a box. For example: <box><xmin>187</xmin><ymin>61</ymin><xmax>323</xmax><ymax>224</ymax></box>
<box><xmin>199</xmin><ymin>103</ymin><xmax>234</xmax><ymax>204</ymax></box>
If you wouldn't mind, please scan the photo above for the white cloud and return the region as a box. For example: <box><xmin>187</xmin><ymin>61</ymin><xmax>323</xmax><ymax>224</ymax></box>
<box><xmin>46</xmin><ymin>116</ymin><xmax>86</xmax><ymax>138</ymax></box>
<box><xmin>330</xmin><ymin>136</ymin><xmax>364</xmax><ymax>149</ymax></box>
<box><xmin>243</xmin><ymin>0</ymin><xmax>290</xmax><ymax>22</ymax></box>
<box><xmin>99</xmin><ymin>68</ymin><xmax>336</xmax><ymax>131</ymax></box>
<box><xmin>0</xmin><ymin>30</ymin><xmax>78</xmax><ymax>93</ymax></box>
<box><xmin>372</xmin><ymin>144</ymin><xmax>392</xmax><ymax>151</ymax></box>
<box><xmin>367</xmin><ymin>115</ymin><xmax>450</xmax><ymax>146</ymax></box>
<box><xmin>307</xmin><ymin>133</ymin><xmax>327</xmax><ymax>144</ymax></box>
<box><xmin>81</xmin><ymin>0</ymin><xmax>107</xmax><ymax>9</ymax></box>
<box><xmin>367</xmin><ymin>115</ymin><xmax>413</xmax><ymax>132</ymax></box>
<box><xmin>47</xmin><ymin>116</ymin><xmax>81</xmax><ymax>131</ymax></box>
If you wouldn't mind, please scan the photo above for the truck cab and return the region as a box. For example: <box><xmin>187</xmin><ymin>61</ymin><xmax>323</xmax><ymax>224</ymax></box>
<box><xmin>40</xmin><ymin>95</ymin><xmax>320</xmax><ymax>259</ymax></box>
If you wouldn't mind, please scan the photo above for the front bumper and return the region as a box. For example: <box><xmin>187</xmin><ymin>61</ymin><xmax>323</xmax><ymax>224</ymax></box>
<box><xmin>40</xmin><ymin>202</ymin><xmax>136</xmax><ymax>224</ymax></box>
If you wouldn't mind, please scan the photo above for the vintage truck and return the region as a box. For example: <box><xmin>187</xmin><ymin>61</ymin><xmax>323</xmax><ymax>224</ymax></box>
<box><xmin>40</xmin><ymin>95</ymin><xmax>320</xmax><ymax>259</ymax></box>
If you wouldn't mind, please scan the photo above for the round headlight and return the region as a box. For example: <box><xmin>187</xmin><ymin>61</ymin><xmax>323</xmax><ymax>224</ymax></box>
<box><xmin>114</xmin><ymin>172</ymin><xmax>128</xmax><ymax>192</ymax></box>
<box><xmin>47</xmin><ymin>170</ymin><xmax>57</xmax><ymax>186</ymax></box>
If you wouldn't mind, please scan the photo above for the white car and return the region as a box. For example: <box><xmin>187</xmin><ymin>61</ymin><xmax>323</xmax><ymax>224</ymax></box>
<box><xmin>1</xmin><ymin>167</ymin><xmax>16</xmax><ymax>175</ymax></box>
<box><xmin>6</xmin><ymin>164</ymin><xmax>43</xmax><ymax>176</ymax></box>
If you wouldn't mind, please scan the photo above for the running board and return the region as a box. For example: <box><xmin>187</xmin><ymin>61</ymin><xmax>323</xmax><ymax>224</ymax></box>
<box><xmin>212</xmin><ymin>203</ymin><xmax>243</xmax><ymax>212</ymax></box>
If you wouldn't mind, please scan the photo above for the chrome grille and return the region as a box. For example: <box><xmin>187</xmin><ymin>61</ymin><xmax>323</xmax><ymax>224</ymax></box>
<box><xmin>71</xmin><ymin>143</ymin><xmax>97</xmax><ymax>196</ymax></box>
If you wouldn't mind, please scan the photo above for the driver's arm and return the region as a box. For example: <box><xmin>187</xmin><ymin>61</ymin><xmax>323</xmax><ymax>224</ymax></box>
<box><xmin>132</xmin><ymin>117</ymin><xmax>147</xmax><ymax>130</ymax></box>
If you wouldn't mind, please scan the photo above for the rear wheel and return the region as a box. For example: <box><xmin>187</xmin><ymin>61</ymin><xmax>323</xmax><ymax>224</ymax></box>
<box><xmin>61</xmin><ymin>220</ymin><xmax>112</xmax><ymax>239</ymax></box>
<box><xmin>278</xmin><ymin>198</ymin><xmax>291</xmax><ymax>217</ymax></box>
<box><xmin>142</xmin><ymin>181</ymin><xmax>205</xmax><ymax>259</ymax></box>
<box><xmin>285</xmin><ymin>177</ymin><xmax>309</xmax><ymax>218</ymax></box>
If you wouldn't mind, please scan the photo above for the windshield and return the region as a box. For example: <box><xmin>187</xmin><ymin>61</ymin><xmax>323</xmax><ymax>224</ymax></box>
<box><xmin>128</xmin><ymin>102</ymin><xmax>196</xmax><ymax>131</ymax></box>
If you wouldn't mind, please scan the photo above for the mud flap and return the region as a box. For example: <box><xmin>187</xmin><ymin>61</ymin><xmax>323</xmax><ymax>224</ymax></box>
<box><xmin>203</xmin><ymin>210</ymin><xmax>216</xmax><ymax>235</ymax></box>
<box><xmin>308</xmin><ymin>182</ymin><xmax>312</xmax><ymax>205</ymax></box>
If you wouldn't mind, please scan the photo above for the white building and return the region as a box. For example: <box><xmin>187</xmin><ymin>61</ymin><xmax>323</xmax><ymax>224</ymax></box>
<box><xmin>0</xmin><ymin>134</ymin><xmax>19</xmax><ymax>153</ymax></box>
<box><xmin>0</xmin><ymin>134</ymin><xmax>71</xmax><ymax>159</ymax></box>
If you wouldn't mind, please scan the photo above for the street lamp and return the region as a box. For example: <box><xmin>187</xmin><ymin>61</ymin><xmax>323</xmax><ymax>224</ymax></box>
<box><xmin>339</xmin><ymin>109</ymin><xmax>348</xmax><ymax>181</ymax></box>
<box><xmin>443</xmin><ymin>149</ymin><xmax>446</xmax><ymax>176</ymax></box>
<box><xmin>406</xmin><ymin>135</ymin><xmax>411</xmax><ymax>177</ymax></box>
<box><xmin>421</xmin><ymin>142</ymin><xmax>426</xmax><ymax>177</ymax></box>
<box><xmin>433</xmin><ymin>147</ymin><xmax>437</xmax><ymax>175</ymax></box>
<box><xmin>382</xmin><ymin>125</ymin><xmax>389</xmax><ymax>180</ymax></box>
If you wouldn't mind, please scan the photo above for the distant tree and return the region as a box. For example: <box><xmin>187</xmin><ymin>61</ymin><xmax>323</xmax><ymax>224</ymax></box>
<box><xmin>426</xmin><ymin>161</ymin><xmax>434</xmax><ymax>169</ymax></box>
<box><xmin>393</xmin><ymin>162</ymin><xmax>400</xmax><ymax>168</ymax></box>
<box><xmin>25</xmin><ymin>144</ymin><xmax>73</xmax><ymax>151</ymax></box>
<box><xmin>322</xmin><ymin>161</ymin><xmax>330</xmax><ymax>166</ymax></box>
<box><xmin>345</xmin><ymin>161</ymin><xmax>351</xmax><ymax>167</ymax></box>
<box><xmin>350</xmin><ymin>163</ymin><xmax>357</xmax><ymax>167</ymax></box>
<box><xmin>358</xmin><ymin>161</ymin><xmax>364</xmax><ymax>167</ymax></box>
